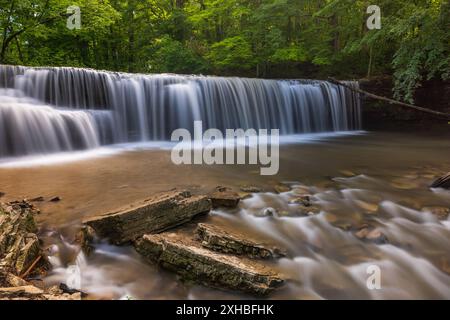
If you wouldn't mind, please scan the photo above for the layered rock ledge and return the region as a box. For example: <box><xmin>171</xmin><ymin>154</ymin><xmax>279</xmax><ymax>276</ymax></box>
<box><xmin>83</xmin><ymin>190</ymin><xmax>212</xmax><ymax>244</ymax></box>
<box><xmin>135</xmin><ymin>232</ymin><xmax>284</xmax><ymax>296</ymax></box>
<box><xmin>0</xmin><ymin>200</ymin><xmax>48</xmax><ymax>276</ymax></box>
<box><xmin>196</xmin><ymin>223</ymin><xmax>286</xmax><ymax>259</ymax></box>
<box><xmin>0</xmin><ymin>201</ymin><xmax>81</xmax><ymax>300</ymax></box>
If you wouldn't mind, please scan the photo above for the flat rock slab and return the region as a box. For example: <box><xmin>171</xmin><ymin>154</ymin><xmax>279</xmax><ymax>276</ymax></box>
<box><xmin>196</xmin><ymin>223</ymin><xmax>287</xmax><ymax>259</ymax></box>
<box><xmin>209</xmin><ymin>187</ymin><xmax>240</xmax><ymax>208</ymax></box>
<box><xmin>135</xmin><ymin>232</ymin><xmax>284</xmax><ymax>296</ymax></box>
<box><xmin>84</xmin><ymin>190</ymin><xmax>211</xmax><ymax>244</ymax></box>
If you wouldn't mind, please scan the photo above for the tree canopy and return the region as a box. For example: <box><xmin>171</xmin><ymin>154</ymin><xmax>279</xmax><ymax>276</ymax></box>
<box><xmin>0</xmin><ymin>0</ymin><xmax>448</xmax><ymax>103</ymax></box>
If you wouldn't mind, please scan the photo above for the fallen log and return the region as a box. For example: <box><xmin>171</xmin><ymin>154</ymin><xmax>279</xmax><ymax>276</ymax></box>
<box><xmin>196</xmin><ymin>223</ymin><xmax>286</xmax><ymax>259</ymax></box>
<box><xmin>83</xmin><ymin>190</ymin><xmax>212</xmax><ymax>244</ymax></box>
<box><xmin>328</xmin><ymin>77</ymin><xmax>450</xmax><ymax>120</ymax></box>
<box><xmin>135</xmin><ymin>232</ymin><xmax>284</xmax><ymax>295</ymax></box>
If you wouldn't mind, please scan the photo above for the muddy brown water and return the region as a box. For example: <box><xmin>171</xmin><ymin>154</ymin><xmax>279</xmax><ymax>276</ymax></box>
<box><xmin>1</xmin><ymin>131</ymin><xmax>450</xmax><ymax>299</ymax></box>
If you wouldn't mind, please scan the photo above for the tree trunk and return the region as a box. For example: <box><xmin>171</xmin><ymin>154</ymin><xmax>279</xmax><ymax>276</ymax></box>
<box><xmin>367</xmin><ymin>45</ymin><xmax>373</xmax><ymax>78</ymax></box>
<box><xmin>127</xmin><ymin>1</ymin><xmax>136</xmax><ymax>72</ymax></box>
<box><xmin>328</xmin><ymin>77</ymin><xmax>450</xmax><ymax>120</ymax></box>
<box><xmin>1</xmin><ymin>0</ymin><xmax>15</xmax><ymax>63</ymax></box>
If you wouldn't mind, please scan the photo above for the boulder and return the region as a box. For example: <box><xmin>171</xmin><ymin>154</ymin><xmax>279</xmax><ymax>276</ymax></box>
<box><xmin>135</xmin><ymin>232</ymin><xmax>284</xmax><ymax>296</ymax></box>
<box><xmin>196</xmin><ymin>223</ymin><xmax>286</xmax><ymax>259</ymax></box>
<box><xmin>0</xmin><ymin>200</ymin><xmax>48</xmax><ymax>276</ymax></box>
<box><xmin>83</xmin><ymin>190</ymin><xmax>211</xmax><ymax>244</ymax></box>
<box><xmin>208</xmin><ymin>187</ymin><xmax>240</xmax><ymax>208</ymax></box>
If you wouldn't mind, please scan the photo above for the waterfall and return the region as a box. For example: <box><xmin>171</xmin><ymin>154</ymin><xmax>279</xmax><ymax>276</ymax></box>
<box><xmin>0</xmin><ymin>65</ymin><xmax>361</xmax><ymax>157</ymax></box>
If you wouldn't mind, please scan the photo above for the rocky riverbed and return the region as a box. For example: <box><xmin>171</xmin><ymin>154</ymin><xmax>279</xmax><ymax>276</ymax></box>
<box><xmin>1</xmin><ymin>132</ymin><xmax>450</xmax><ymax>299</ymax></box>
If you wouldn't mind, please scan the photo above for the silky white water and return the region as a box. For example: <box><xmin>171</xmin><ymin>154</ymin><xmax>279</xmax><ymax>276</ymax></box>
<box><xmin>0</xmin><ymin>65</ymin><xmax>361</xmax><ymax>157</ymax></box>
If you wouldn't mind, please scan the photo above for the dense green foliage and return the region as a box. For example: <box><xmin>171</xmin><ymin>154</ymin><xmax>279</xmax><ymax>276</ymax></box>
<box><xmin>0</xmin><ymin>0</ymin><xmax>448</xmax><ymax>102</ymax></box>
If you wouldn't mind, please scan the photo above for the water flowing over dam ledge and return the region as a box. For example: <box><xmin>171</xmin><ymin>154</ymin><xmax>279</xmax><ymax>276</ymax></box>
<box><xmin>0</xmin><ymin>64</ymin><xmax>361</xmax><ymax>158</ymax></box>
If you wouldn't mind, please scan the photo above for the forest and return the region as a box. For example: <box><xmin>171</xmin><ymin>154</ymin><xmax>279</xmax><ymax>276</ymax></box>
<box><xmin>0</xmin><ymin>0</ymin><xmax>449</xmax><ymax>103</ymax></box>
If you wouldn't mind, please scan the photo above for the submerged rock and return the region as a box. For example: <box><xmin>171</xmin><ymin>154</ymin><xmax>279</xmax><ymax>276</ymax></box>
<box><xmin>289</xmin><ymin>195</ymin><xmax>321</xmax><ymax>216</ymax></box>
<box><xmin>240</xmin><ymin>186</ymin><xmax>263</xmax><ymax>193</ymax></box>
<box><xmin>83</xmin><ymin>190</ymin><xmax>211</xmax><ymax>244</ymax></box>
<box><xmin>390</xmin><ymin>179</ymin><xmax>418</xmax><ymax>190</ymax></box>
<box><xmin>291</xmin><ymin>185</ymin><xmax>312</xmax><ymax>195</ymax></box>
<box><xmin>289</xmin><ymin>195</ymin><xmax>311</xmax><ymax>206</ymax></box>
<box><xmin>209</xmin><ymin>187</ymin><xmax>240</xmax><ymax>208</ymax></box>
<box><xmin>339</xmin><ymin>170</ymin><xmax>357</xmax><ymax>177</ymax></box>
<box><xmin>196</xmin><ymin>223</ymin><xmax>286</xmax><ymax>259</ymax></box>
<box><xmin>354</xmin><ymin>227</ymin><xmax>388</xmax><ymax>244</ymax></box>
<box><xmin>422</xmin><ymin>206</ymin><xmax>450</xmax><ymax>220</ymax></box>
<box><xmin>354</xmin><ymin>200</ymin><xmax>379</xmax><ymax>215</ymax></box>
<box><xmin>297</xmin><ymin>205</ymin><xmax>321</xmax><ymax>216</ymax></box>
<box><xmin>430</xmin><ymin>172</ymin><xmax>450</xmax><ymax>189</ymax></box>
<box><xmin>135</xmin><ymin>232</ymin><xmax>284</xmax><ymax>296</ymax></box>
<box><xmin>273</xmin><ymin>183</ymin><xmax>291</xmax><ymax>194</ymax></box>
<box><xmin>0</xmin><ymin>200</ymin><xmax>48</xmax><ymax>276</ymax></box>
<box><xmin>237</xmin><ymin>192</ymin><xmax>252</xmax><ymax>200</ymax></box>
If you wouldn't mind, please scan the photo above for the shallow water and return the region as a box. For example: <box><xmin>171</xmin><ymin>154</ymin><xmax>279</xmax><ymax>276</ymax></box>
<box><xmin>1</xmin><ymin>131</ymin><xmax>450</xmax><ymax>299</ymax></box>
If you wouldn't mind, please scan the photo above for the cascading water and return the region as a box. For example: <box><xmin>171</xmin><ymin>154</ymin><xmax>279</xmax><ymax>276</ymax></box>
<box><xmin>0</xmin><ymin>65</ymin><xmax>361</xmax><ymax>157</ymax></box>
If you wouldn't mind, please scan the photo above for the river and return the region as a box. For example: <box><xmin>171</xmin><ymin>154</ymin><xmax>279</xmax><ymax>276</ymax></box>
<box><xmin>1</xmin><ymin>131</ymin><xmax>449</xmax><ymax>299</ymax></box>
